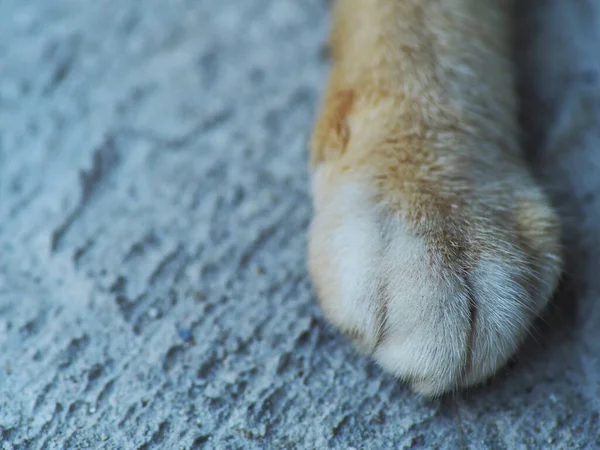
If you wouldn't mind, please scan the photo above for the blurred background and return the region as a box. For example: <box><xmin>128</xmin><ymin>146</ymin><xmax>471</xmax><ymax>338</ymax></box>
<box><xmin>0</xmin><ymin>0</ymin><xmax>599</xmax><ymax>448</ymax></box>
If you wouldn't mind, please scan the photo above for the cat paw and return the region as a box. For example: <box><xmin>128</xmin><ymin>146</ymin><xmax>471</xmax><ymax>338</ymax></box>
<box><xmin>308</xmin><ymin>163</ymin><xmax>562</xmax><ymax>396</ymax></box>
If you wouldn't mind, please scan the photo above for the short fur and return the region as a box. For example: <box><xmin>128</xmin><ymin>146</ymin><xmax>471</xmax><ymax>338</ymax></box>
<box><xmin>308</xmin><ymin>0</ymin><xmax>563</xmax><ymax>396</ymax></box>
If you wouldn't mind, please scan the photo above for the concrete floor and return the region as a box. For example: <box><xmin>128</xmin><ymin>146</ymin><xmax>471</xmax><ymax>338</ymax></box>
<box><xmin>0</xmin><ymin>0</ymin><xmax>599</xmax><ymax>448</ymax></box>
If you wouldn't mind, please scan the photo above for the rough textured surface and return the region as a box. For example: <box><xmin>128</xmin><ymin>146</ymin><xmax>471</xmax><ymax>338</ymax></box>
<box><xmin>0</xmin><ymin>0</ymin><xmax>599</xmax><ymax>449</ymax></box>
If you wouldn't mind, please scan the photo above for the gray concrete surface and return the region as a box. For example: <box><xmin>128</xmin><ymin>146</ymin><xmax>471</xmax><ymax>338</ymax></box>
<box><xmin>0</xmin><ymin>0</ymin><xmax>599</xmax><ymax>448</ymax></box>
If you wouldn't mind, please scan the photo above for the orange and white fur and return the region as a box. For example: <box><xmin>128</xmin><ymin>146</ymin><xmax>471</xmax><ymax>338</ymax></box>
<box><xmin>308</xmin><ymin>0</ymin><xmax>563</xmax><ymax>396</ymax></box>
